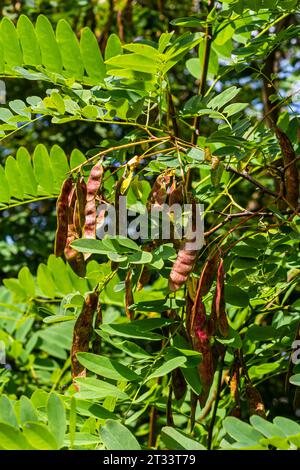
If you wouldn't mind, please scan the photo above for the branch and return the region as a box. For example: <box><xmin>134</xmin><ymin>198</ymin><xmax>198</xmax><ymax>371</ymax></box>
<box><xmin>191</xmin><ymin>0</ymin><xmax>214</xmax><ymax>144</ymax></box>
<box><xmin>204</xmin><ymin>210</ymin><xmax>273</xmax><ymax>237</ymax></box>
<box><xmin>225</xmin><ymin>165</ymin><xmax>278</xmax><ymax>198</ymax></box>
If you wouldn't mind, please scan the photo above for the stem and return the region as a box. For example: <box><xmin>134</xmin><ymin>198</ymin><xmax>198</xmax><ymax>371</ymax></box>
<box><xmin>207</xmin><ymin>349</ymin><xmax>225</xmax><ymax>450</ymax></box>
<box><xmin>166</xmin><ymin>384</ymin><xmax>174</xmax><ymax>426</ymax></box>
<box><xmin>191</xmin><ymin>0</ymin><xmax>214</xmax><ymax>144</ymax></box>
<box><xmin>148</xmin><ymin>405</ymin><xmax>157</xmax><ymax>448</ymax></box>
<box><xmin>168</xmin><ymin>91</ymin><xmax>179</xmax><ymax>137</ymax></box>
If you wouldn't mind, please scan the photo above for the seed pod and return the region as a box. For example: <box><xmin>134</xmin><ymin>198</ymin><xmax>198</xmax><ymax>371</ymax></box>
<box><xmin>84</xmin><ymin>162</ymin><xmax>103</xmax><ymax>239</ymax></box>
<box><xmin>199</xmin><ymin>346</ymin><xmax>215</xmax><ymax>406</ymax></box>
<box><xmin>275</xmin><ymin>126</ymin><xmax>299</xmax><ymax>209</ymax></box>
<box><xmin>54</xmin><ymin>177</ymin><xmax>74</xmax><ymax>257</ymax></box>
<box><xmin>195</xmin><ymin>252</ymin><xmax>220</xmax><ymax>299</ymax></box>
<box><xmin>64</xmin><ymin>187</ymin><xmax>86</xmax><ymax>277</ymax></box>
<box><xmin>169</xmin><ymin>181</ymin><xmax>184</xmax><ymax>207</ymax></box>
<box><xmin>245</xmin><ymin>383</ymin><xmax>266</xmax><ymax>418</ymax></box>
<box><xmin>213</xmin><ymin>258</ymin><xmax>229</xmax><ymax>337</ymax></box>
<box><xmin>74</xmin><ymin>176</ymin><xmax>87</xmax><ymax>235</ymax></box>
<box><xmin>71</xmin><ymin>291</ymin><xmax>99</xmax><ymax>387</ymax></box>
<box><xmin>172</xmin><ymin>368</ymin><xmax>187</xmax><ymax>401</ymax></box>
<box><xmin>148</xmin><ymin>174</ymin><xmax>171</xmax><ymax>209</ymax></box>
<box><xmin>169</xmin><ymin>240</ymin><xmax>198</xmax><ymax>292</ymax></box>
<box><xmin>190</xmin><ymin>297</ymin><xmax>215</xmax><ymax>406</ymax></box>
<box><xmin>125</xmin><ymin>269</ymin><xmax>134</xmax><ymax>320</ymax></box>
<box><xmin>211</xmin><ymin>156</ymin><xmax>224</xmax><ymax>187</ymax></box>
<box><xmin>137</xmin><ymin>266</ymin><xmax>151</xmax><ymax>291</ymax></box>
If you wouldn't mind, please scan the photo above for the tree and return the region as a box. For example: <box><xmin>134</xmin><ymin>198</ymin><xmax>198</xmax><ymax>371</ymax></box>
<box><xmin>0</xmin><ymin>0</ymin><xmax>299</xmax><ymax>451</ymax></box>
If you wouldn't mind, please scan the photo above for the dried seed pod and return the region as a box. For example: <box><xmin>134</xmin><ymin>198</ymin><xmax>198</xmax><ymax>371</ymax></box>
<box><xmin>196</xmin><ymin>252</ymin><xmax>220</xmax><ymax>299</ymax></box>
<box><xmin>245</xmin><ymin>383</ymin><xmax>266</xmax><ymax>418</ymax></box>
<box><xmin>65</xmin><ymin>246</ymin><xmax>86</xmax><ymax>277</ymax></box>
<box><xmin>169</xmin><ymin>181</ymin><xmax>184</xmax><ymax>207</ymax></box>
<box><xmin>74</xmin><ymin>176</ymin><xmax>87</xmax><ymax>234</ymax></box>
<box><xmin>169</xmin><ymin>240</ymin><xmax>198</xmax><ymax>292</ymax></box>
<box><xmin>172</xmin><ymin>368</ymin><xmax>187</xmax><ymax>401</ymax></box>
<box><xmin>71</xmin><ymin>291</ymin><xmax>99</xmax><ymax>386</ymax></box>
<box><xmin>147</xmin><ymin>174</ymin><xmax>171</xmax><ymax>209</ymax></box>
<box><xmin>84</xmin><ymin>162</ymin><xmax>103</xmax><ymax>239</ymax></box>
<box><xmin>275</xmin><ymin>126</ymin><xmax>299</xmax><ymax>209</ymax></box>
<box><xmin>54</xmin><ymin>177</ymin><xmax>74</xmax><ymax>257</ymax></box>
<box><xmin>211</xmin><ymin>156</ymin><xmax>224</xmax><ymax>187</ymax></box>
<box><xmin>64</xmin><ymin>187</ymin><xmax>86</xmax><ymax>277</ymax></box>
<box><xmin>125</xmin><ymin>269</ymin><xmax>134</xmax><ymax>320</ymax></box>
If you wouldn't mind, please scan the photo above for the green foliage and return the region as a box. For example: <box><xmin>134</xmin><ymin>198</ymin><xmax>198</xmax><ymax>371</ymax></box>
<box><xmin>0</xmin><ymin>0</ymin><xmax>299</xmax><ymax>452</ymax></box>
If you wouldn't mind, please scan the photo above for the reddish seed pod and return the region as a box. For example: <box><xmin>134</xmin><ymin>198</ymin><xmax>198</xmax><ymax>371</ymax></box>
<box><xmin>214</xmin><ymin>258</ymin><xmax>229</xmax><ymax>337</ymax></box>
<box><xmin>54</xmin><ymin>176</ymin><xmax>74</xmax><ymax>257</ymax></box>
<box><xmin>190</xmin><ymin>298</ymin><xmax>215</xmax><ymax>406</ymax></box>
<box><xmin>198</xmin><ymin>346</ymin><xmax>215</xmax><ymax>406</ymax></box>
<box><xmin>71</xmin><ymin>291</ymin><xmax>99</xmax><ymax>387</ymax></box>
<box><xmin>84</xmin><ymin>162</ymin><xmax>103</xmax><ymax>239</ymax></box>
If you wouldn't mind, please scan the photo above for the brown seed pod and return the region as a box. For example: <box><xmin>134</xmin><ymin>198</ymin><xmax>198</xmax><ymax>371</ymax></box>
<box><xmin>125</xmin><ymin>269</ymin><xmax>134</xmax><ymax>320</ymax></box>
<box><xmin>245</xmin><ymin>383</ymin><xmax>266</xmax><ymax>418</ymax></box>
<box><xmin>147</xmin><ymin>174</ymin><xmax>171</xmax><ymax>209</ymax></box>
<box><xmin>54</xmin><ymin>176</ymin><xmax>74</xmax><ymax>257</ymax></box>
<box><xmin>195</xmin><ymin>252</ymin><xmax>220</xmax><ymax>300</ymax></box>
<box><xmin>71</xmin><ymin>291</ymin><xmax>99</xmax><ymax>387</ymax></box>
<box><xmin>84</xmin><ymin>162</ymin><xmax>103</xmax><ymax>239</ymax></box>
<box><xmin>172</xmin><ymin>368</ymin><xmax>187</xmax><ymax>401</ymax></box>
<box><xmin>168</xmin><ymin>181</ymin><xmax>184</xmax><ymax>207</ymax></box>
<box><xmin>74</xmin><ymin>176</ymin><xmax>87</xmax><ymax>235</ymax></box>
<box><xmin>64</xmin><ymin>187</ymin><xmax>86</xmax><ymax>277</ymax></box>
<box><xmin>275</xmin><ymin>126</ymin><xmax>299</xmax><ymax>209</ymax></box>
